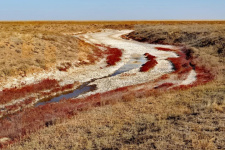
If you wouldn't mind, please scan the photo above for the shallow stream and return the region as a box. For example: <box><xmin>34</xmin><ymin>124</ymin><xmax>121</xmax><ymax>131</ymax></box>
<box><xmin>35</xmin><ymin>56</ymin><xmax>147</xmax><ymax>107</ymax></box>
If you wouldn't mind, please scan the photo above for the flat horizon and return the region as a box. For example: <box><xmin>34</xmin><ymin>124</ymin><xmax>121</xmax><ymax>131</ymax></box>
<box><xmin>1</xmin><ymin>20</ymin><xmax>225</xmax><ymax>22</ymax></box>
<box><xmin>1</xmin><ymin>0</ymin><xmax>224</xmax><ymax>21</ymax></box>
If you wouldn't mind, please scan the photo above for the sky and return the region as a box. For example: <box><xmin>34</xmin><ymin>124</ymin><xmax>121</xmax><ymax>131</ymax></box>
<box><xmin>0</xmin><ymin>0</ymin><xmax>224</xmax><ymax>21</ymax></box>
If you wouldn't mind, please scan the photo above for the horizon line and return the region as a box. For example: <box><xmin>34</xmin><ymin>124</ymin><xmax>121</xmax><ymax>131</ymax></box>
<box><xmin>0</xmin><ymin>19</ymin><xmax>225</xmax><ymax>22</ymax></box>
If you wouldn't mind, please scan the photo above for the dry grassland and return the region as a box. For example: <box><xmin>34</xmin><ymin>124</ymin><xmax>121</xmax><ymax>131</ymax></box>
<box><xmin>0</xmin><ymin>21</ymin><xmax>133</xmax><ymax>79</ymax></box>
<box><xmin>1</xmin><ymin>21</ymin><xmax>225</xmax><ymax>149</ymax></box>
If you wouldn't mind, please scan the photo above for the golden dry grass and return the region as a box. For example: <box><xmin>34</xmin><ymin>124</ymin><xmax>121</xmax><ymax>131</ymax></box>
<box><xmin>0</xmin><ymin>21</ymin><xmax>133</xmax><ymax>79</ymax></box>
<box><xmin>8</xmin><ymin>82</ymin><xmax>225</xmax><ymax>150</ymax></box>
<box><xmin>0</xmin><ymin>24</ymin><xmax>78</xmax><ymax>78</ymax></box>
<box><xmin>0</xmin><ymin>21</ymin><xmax>224</xmax><ymax>79</ymax></box>
<box><xmin>2</xmin><ymin>21</ymin><xmax>225</xmax><ymax>149</ymax></box>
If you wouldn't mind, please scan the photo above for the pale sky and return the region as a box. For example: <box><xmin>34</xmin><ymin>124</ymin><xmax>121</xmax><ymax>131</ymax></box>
<box><xmin>0</xmin><ymin>0</ymin><xmax>224</xmax><ymax>21</ymax></box>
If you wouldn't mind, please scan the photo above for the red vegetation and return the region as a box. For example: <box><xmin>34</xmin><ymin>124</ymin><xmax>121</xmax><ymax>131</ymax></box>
<box><xmin>0</xmin><ymin>45</ymin><xmax>215</xmax><ymax>148</ymax></box>
<box><xmin>155</xmin><ymin>47</ymin><xmax>194</xmax><ymax>80</ymax></box>
<box><xmin>167</xmin><ymin>57</ymin><xmax>192</xmax><ymax>74</ymax></box>
<box><xmin>87</xmin><ymin>47</ymin><xmax>105</xmax><ymax>64</ymax></box>
<box><xmin>61</xmin><ymin>84</ymin><xmax>75</xmax><ymax>91</ymax></box>
<box><xmin>140</xmin><ymin>53</ymin><xmax>158</xmax><ymax>72</ymax></box>
<box><xmin>144</xmin><ymin>53</ymin><xmax>156</xmax><ymax>60</ymax></box>
<box><xmin>105</xmin><ymin>47</ymin><xmax>122</xmax><ymax>66</ymax></box>
<box><xmin>167</xmin><ymin>50</ymin><xmax>191</xmax><ymax>74</ymax></box>
<box><xmin>172</xmin><ymin>66</ymin><xmax>214</xmax><ymax>90</ymax></box>
<box><xmin>94</xmin><ymin>44</ymin><xmax>123</xmax><ymax>66</ymax></box>
<box><xmin>95</xmin><ymin>44</ymin><xmax>103</xmax><ymax>47</ymax></box>
<box><xmin>195</xmin><ymin>66</ymin><xmax>214</xmax><ymax>84</ymax></box>
<box><xmin>0</xmin><ymin>79</ymin><xmax>77</xmax><ymax>119</ymax></box>
<box><xmin>93</xmin><ymin>48</ymin><xmax>104</xmax><ymax>58</ymax></box>
<box><xmin>0</xmin><ymin>62</ymin><xmax>214</xmax><ymax>148</ymax></box>
<box><xmin>0</xmin><ymin>79</ymin><xmax>59</xmax><ymax>104</ymax></box>
<box><xmin>154</xmin><ymin>83</ymin><xmax>174</xmax><ymax>89</ymax></box>
<box><xmin>0</xmin><ymin>80</ymin><xmax>158</xmax><ymax>148</ymax></box>
<box><xmin>156</xmin><ymin>74</ymin><xmax>170</xmax><ymax>81</ymax></box>
<box><xmin>155</xmin><ymin>47</ymin><xmax>176</xmax><ymax>52</ymax></box>
<box><xmin>166</xmin><ymin>49</ymin><xmax>193</xmax><ymax>81</ymax></box>
<box><xmin>140</xmin><ymin>60</ymin><xmax>158</xmax><ymax>72</ymax></box>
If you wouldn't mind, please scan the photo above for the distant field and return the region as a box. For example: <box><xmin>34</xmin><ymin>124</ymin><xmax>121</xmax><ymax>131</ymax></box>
<box><xmin>0</xmin><ymin>21</ymin><xmax>224</xmax><ymax>79</ymax></box>
<box><xmin>0</xmin><ymin>21</ymin><xmax>224</xmax><ymax>149</ymax></box>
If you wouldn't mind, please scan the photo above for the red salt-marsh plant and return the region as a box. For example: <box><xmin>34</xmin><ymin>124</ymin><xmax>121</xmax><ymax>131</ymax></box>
<box><xmin>154</xmin><ymin>83</ymin><xmax>174</xmax><ymax>89</ymax></box>
<box><xmin>140</xmin><ymin>59</ymin><xmax>158</xmax><ymax>72</ymax></box>
<box><xmin>155</xmin><ymin>47</ymin><xmax>177</xmax><ymax>52</ymax></box>
<box><xmin>144</xmin><ymin>53</ymin><xmax>156</xmax><ymax>60</ymax></box>
<box><xmin>0</xmin><ymin>79</ymin><xmax>59</xmax><ymax>104</ymax></box>
<box><xmin>105</xmin><ymin>47</ymin><xmax>122</xmax><ymax>66</ymax></box>
<box><xmin>167</xmin><ymin>49</ymin><xmax>192</xmax><ymax>76</ymax></box>
<box><xmin>0</xmin><ymin>79</ymin><xmax>78</xmax><ymax>119</ymax></box>
<box><xmin>94</xmin><ymin>44</ymin><xmax>123</xmax><ymax>66</ymax></box>
<box><xmin>140</xmin><ymin>53</ymin><xmax>158</xmax><ymax>72</ymax></box>
<box><xmin>0</xmin><ymin>45</ymin><xmax>215</xmax><ymax>148</ymax></box>
<box><xmin>0</xmin><ymin>63</ymin><xmax>213</xmax><ymax>148</ymax></box>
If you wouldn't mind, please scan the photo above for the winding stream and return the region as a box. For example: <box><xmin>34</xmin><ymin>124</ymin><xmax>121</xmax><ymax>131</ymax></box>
<box><xmin>35</xmin><ymin>56</ymin><xmax>147</xmax><ymax>106</ymax></box>
<box><xmin>35</xmin><ymin>29</ymin><xmax>197</xmax><ymax>106</ymax></box>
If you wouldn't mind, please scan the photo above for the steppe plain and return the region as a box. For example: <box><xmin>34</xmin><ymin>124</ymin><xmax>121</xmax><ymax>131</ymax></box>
<box><xmin>0</xmin><ymin>21</ymin><xmax>224</xmax><ymax>149</ymax></box>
